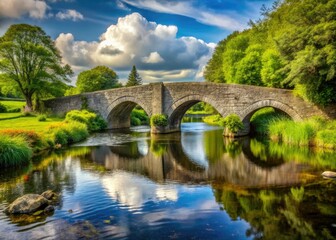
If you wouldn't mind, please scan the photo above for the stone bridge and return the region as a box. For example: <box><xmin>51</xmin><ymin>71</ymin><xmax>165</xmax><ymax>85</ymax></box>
<box><xmin>44</xmin><ymin>82</ymin><xmax>336</xmax><ymax>135</ymax></box>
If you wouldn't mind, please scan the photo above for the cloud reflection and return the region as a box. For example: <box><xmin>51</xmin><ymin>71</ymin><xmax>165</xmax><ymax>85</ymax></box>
<box><xmin>101</xmin><ymin>171</ymin><xmax>178</xmax><ymax>210</ymax></box>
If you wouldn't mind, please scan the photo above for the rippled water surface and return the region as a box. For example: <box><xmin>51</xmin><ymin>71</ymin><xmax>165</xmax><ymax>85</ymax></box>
<box><xmin>0</xmin><ymin>122</ymin><xmax>336</xmax><ymax>239</ymax></box>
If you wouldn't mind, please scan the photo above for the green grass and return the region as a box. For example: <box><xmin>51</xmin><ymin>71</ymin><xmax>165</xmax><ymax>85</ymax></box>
<box><xmin>0</xmin><ymin>116</ymin><xmax>63</xmax><ymax>132</ymax></box>
<box><xmin>0</xmin><ymin>100</ymin><xmax>25</xmax><ymax>111</ymax></box>
<box><xmin>0</xmin><ymin>135</ymin><xmax>32</xmax><ymax>168</ymax></box>
<box><xmin>0</xmin><ymin>113</ymin><xmax>22</xmax><ymax>120</ymax></box>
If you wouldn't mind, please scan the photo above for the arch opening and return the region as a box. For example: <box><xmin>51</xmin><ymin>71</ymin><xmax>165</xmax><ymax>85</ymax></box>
<box><xmin>107</xmin><ymin>101</ymin><xmax>150</xmax><ymax>129</ymax></box>
<box><xmin>169</xmin><ymin>100</ymin><xmax>220</xmax><ymax>130</ymax></box>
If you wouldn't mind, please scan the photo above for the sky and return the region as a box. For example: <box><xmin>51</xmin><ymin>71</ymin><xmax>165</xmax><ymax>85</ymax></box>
<box><xmin>0</xmin><ymin>0</ymin><xmax>274</xmax><ymax>84</ymax></box>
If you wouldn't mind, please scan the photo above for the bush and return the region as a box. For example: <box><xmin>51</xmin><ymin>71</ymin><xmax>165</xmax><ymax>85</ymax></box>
<box><xmin>150</xmin><ymin>114</ymin><xmax>168</xmax><ymax>127</ymax></box>
<box><xmin>131</xmin><ymin>116</ymin><xmax>141</xmax><ymax>126</ymax></box>
<box><xmin>48</xmin><ymin>122</ymin><xmax>89</xmax><ymax>145</ymax></box>
<box><xmin>222</xmin><ymin>114</ymin><xmax>244</xmax><ymax>133</ymax></box>
<box><xmin>7</xmin><ymin>108</ymin><xmax>21</xmax><ymax>113</ymax></box>
<box><xmin>65</xmin><ymin>110</ymin><xmax>106</xmax><ymax>131</ymax></box>
<box><xmin>37</xmin><ymin>114</ymin><xmax>47</xmax><ymax>122</ymax></box>
<box><xmin>0</xmin><ymin>135</ymin><xmax>32</xmax><ymax>167</ymax></box>
<box><xmin>0</xmin><ymin>103</ymin><xmax>7</xmax><ymax>113</ymax></box>
<box><xmin>0</xmin><ymin>129</ymin><xmax>43</xmax><ymax>149</ymax></box>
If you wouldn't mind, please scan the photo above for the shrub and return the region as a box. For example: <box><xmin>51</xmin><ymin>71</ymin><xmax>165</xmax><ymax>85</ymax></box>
<box><xmin>131</xmin><ymin>116</ymin><xmax>141</xmax><ymax>126</ymax></box>
<box><xmin>0</xmin><ymin>135</ymin><xmax>32</xmax><ymax>167</ymax></box>
<box><xmin>7</xmin><ymin>108</ymin><xmax>21</xmax><ymax>113</ymax></box>
<box><xmin>150</xmin><ymin>114</ymin><xmax>168</xmax><ymax>127</ymax></box>
<box><xmin>0</xmin><ymin>103</ymin><xmax>7</xmax><ymax>113</ymax></box>
<box><xmin>37</xmin><ymin>114</ymin><xmax>47</xmax><ymax>122</ymax></box>
<box><xmin>131</xmin><ymin>109</ymin><xmax>149</xmax><ymax>125</ymax></box>
<box><xmin>49</xmin><ymin>122</ymin><xmax>89</xmax><ymax>145</ymax></box>
<box><xmin>0</xmin><ymin>129</ymin><xmax>43</xmax><ymax>148</ymax></box>
<box><xmin>65</xmin><ymin>110</ymin><xmax>106</xmax><ymax>131</ymax></box>
<box><xmin>222</xmin><ymin>114</ymin><xmax>244</xmax><ymax>133</ymax></box>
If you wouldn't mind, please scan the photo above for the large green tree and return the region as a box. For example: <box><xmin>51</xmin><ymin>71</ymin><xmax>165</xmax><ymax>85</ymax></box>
<box><xmin>76</xmin><ymin>65</ymin><xmax>120</xmax><ymax>93</ymax></box>
<box><xmin>0</xmin><ymin>24</ymin><xmax>72</xmax><ymax>111</ymax></box>
<box><xmin>126</xmin><ymin>65</ymin><xmax>142</xmax><ymax>87</ymax></box>
<box><xmin>204</xmin><ymin>0</ymin><xmax>336</xmax><ymax>105</ymax></box>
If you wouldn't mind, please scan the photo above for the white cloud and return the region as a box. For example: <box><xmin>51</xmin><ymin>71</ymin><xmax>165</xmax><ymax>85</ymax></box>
<box><xmin>142</xmin><ymin>51</ymin><xmax>164</xmax><ymax>64</ymax></box>
<box><xmin>0</xmin><ymin>0</ymin><xmax>48</xmax><ymax>19</ymax></box>
<box><xmin>116</xmin><ymin>0</ymin><xmax>131</xmax><ymax>11</ymax></box>
<box><xmin>56</xmin><ymin>9</ymin><xmax>84</xmax><ymax>21</ymax></box>
<box><xmin>55</xmin><ymin>12</ymin><xmax>215</xmax><ymax>83</ymax></box>
<box><xmin>102</xmin><ymin>171</ymin><xmax>178</xmax><ymax>209</ymax></box>
<box><xmin>119</xmin><ymin>0</ymin><xmax>245</xmax><ymax>31</ymax></box>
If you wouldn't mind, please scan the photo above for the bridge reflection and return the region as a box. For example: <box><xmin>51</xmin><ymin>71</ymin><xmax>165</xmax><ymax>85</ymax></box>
<box><xmin>84</xmin><ymin>135</ymin><xmax>313</xmax><ymax>188</ymax></box>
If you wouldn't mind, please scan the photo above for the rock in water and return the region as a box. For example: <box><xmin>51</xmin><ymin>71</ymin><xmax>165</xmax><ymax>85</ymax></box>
<box><xmin>4</xmin><ymin>194</ymin><xmax>49</xmax><ymax>214</ymax></box>
<box><xmin>44</xmin><ymin>205</ymin><xmax>55</xmax><ymax>214</ymax></box>
<box><xmin>41</xmin><ymin>190</ymin><xmax>58</xmax><ymax>200</ymax></box>
<box><xmin>322</xmin><ymin>171</ymin><xmax>336</xmax><ymax>178</ymax></box>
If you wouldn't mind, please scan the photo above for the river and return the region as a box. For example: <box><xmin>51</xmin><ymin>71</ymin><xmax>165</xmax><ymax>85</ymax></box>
<box><xmin>0</xmin><ymin>122</ymin><xmax>335</xmax><ymax>239</ymax></box>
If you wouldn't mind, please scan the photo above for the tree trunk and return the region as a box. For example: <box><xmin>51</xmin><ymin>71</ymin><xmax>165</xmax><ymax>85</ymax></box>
<box><xmin>24</xmin><ymin>96</ymin><xmax>33</xmax><ymax>112</ymax></box>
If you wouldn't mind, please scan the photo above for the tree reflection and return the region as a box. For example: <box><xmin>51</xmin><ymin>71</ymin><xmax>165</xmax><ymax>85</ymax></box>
<box><xmin>212</xmin><ymin>182</ymin><xmax>336</xmax><ymax>239</ymax></box>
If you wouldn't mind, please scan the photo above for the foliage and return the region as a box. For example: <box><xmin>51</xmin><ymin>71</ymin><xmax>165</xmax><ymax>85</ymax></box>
<box><xmin>222</xmin><ymin>114</ymin><xmax>244</xmax><ymax>133</ymax></box>
<box><xmin>0</xmin><ymin>100</ymin><xmax>24</xmax><ymax>112</ymax></box>
<box><xmin>0</xmin><ymin>24</ymin><xmax>72</xmax><ymax>111</ymax></box>
<box><xmin>268</xmin><ymin>117</ymin><xmax>336</xmax><ymax>148</ymax></box>
<box><xmin>250</xmin><ymin>107</ymin><xmax>290</xmax><ymax>135</ymax></box>
<box><xmin>76</xmin><ymin>66</ymin><xmax>120</xmax><ymax>93</ymax></box>
<box><xmin>0</xmin><ymin>135</ymin><xmax>32</xmax><ymax>167</ymax></box>
<box><xmin>130</xmin><ymin>108</ymin><xmax>149</xmax><ymax>126</ymax></box>
<box><xmin>64</xmin><ymin>86</ymin><xmax>80</xmax><ymax>96</ymax></box>
<box><xmin>150</xmin><ymin>114</ymin><xmax>168</xmax><ymax>127</ymax></box>
<box><xmin>0</xmin><ymin>129</ymin><xmax>43</xmax><ymax>148</ymax></box>
<box><xmin>126</xmin><ymin>65</ymin><xmax>142</xmax><ymax>87</ymax></box>
<box><xmin>204</xmin><ymin>0</ymin><xmax>336</xmax><ymax>105</ymax></box>
<box><xmin>203</xmin><ymin>114</ymin><xmax>224</xmax><ymax>126</ymax></box>
<box><xmin>186</xmin><ymin>102</ymin><xmax>217</xmax><ymax>114</ymax></box>
<box><xmin>0</xmin><ymin>102</ymin><xmax>7</xmax><ymax>113</ymax></box>
<box><xmin>48</xmin><ymin>122</ymin><xmax>89</xmax><ymax>145</ymax></box>
<box><xmin>65</xmin><ymin>109</ymin><xmax>107</xmax><ymax>131</ymax></box>
<box><xmin>37</xmin><ymin>114</ymin><xmax>47</xmax><ymax>122</ymax></box>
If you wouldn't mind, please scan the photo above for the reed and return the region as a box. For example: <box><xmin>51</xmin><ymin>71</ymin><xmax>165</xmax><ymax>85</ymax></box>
<box><xmin>0</xmin><ymin>135</ymin><xmax>32</xmax><ymax>168</ymax></box>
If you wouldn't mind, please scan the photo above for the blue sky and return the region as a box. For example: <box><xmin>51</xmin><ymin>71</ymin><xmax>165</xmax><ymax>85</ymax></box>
<box><xmin>0</xmin><ymin>0</ymin><xmax>274</xmax><ymax>84</ymax></box>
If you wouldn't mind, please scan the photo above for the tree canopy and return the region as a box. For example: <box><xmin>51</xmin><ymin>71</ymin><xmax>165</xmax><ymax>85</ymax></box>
<box><xmin>0</xmin><ymin>24</ymin><xmax>72</xmax><ymax>111</ymax></box>
<box><xmin>204</xmin><ymin>0</ymin><xmax>336</xmax><ymax>105</ymax></box>
<box><xmin>126</xmin><ymin>65</ymin><xmax>142</xmax><ymax>87</ymax></box>
<box><xmin>76</xmin><ymin>65</ymin><xmax>120</xmax><ymax>93</ymax></box>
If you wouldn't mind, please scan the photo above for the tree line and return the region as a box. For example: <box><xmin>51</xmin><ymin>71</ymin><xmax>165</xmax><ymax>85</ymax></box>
<box><xmin>0</xmin><ymin>24</ymin><xmax>142</xmax><ymax>111</ymax></box>
<box><xmin>204</xmin><ymin>0</ymin><xmax>336</xmax><ymax>105</ymax></box>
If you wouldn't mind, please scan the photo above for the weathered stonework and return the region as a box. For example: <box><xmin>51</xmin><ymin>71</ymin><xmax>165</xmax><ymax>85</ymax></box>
<box><xmin>44</xmin><ymin>82</ymin><xmax>336</xmax><ymax>134</ymax></box>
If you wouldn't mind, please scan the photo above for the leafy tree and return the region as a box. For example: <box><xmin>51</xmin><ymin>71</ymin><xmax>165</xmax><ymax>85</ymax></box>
<box><xmin>205</xmin><ymin>0</ymin><xmax>336</xmax><ymax>105</ymax></box>
<box><xmin>0</xmin><ymin>24</ymin><xmax>72</xmax><ymax>111</ymax></box>
<box><xmin>126</xmin><ymin>65</ymin><xmax>142</xmax><ymax>87</ymax></box>
<box><xmin>64</xmin><ymin>86</ymin><xmax>80</xmax><ymax>96</ymax></box>
<box><xmin>76</xmin><ymin>65</ymin><xmax>120</xmax><ymax>93</ymax></box>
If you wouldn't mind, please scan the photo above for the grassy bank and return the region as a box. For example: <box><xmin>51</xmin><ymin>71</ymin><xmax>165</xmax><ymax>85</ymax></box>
<box><xmin>0</xmin><ymin>110</ymin><xmax>106</xmax><ymax>168</ymax></box>
<box><xmin>251</xmin><ymin>108</ymin><xmax>336</xmax><ymax>150</ymax></box>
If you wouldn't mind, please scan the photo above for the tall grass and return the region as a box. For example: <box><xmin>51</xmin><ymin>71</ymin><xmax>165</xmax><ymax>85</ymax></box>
<box><xmin>0</xmin><ymin>135</ymin><xmax>32</xmax><ymax>167</ymax></box>
<box><xmin>269</xmin><ymin>117</ymin><xmax>336</xmax><ymax>148</ymax></box>
<box><xmin>250</xmin><ymin>107</ymin><xmax>290</xmax><ymax>135</ymax></box>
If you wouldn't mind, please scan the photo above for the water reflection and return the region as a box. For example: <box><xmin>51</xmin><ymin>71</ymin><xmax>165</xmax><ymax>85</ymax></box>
<box><xmin>0</xmin><ymin>123</ymin><xmax>335</xmax><ymax>239</ymax></box>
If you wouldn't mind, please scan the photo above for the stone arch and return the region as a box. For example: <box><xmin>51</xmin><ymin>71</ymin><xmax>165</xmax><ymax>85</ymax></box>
<box><xmin>106</xmin><ymin>96</ymin><xmax>151</xmax><ymax>129</ymax></box>
<box><xmin>239</xmin><ymin>99</ymin><xmax>302</xmax><ymax>135</ymax></box>
<box><xmin>166</xmin><ymin>94</ymin><xmax>221</xmax><ymax>130</ymax></box>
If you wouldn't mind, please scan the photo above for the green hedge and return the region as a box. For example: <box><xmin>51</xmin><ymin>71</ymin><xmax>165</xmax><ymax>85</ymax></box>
<box><xmin>150</xmin><ymin>114</ymin><xmax>168</xmax><ymax>127</ymax></box>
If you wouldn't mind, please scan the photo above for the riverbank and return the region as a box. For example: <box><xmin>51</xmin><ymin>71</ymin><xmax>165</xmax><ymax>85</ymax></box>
<box><xmin>0</xmin><ymin>109</ymin><xmax>106</xmax><ymax>168</ymax></box>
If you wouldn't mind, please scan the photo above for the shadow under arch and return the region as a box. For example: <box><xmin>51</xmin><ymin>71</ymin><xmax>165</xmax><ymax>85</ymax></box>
<box><xmin>106</xmin><ymin>96</ymin><xmax>151</xmax><ymax>129</ymax></box>
<box><xmin>166</xmin><ymin>94</ymin><xmax>221</xmax><ymax>130</ymax></box>
<box><xmin>239</xmin><ymin>99</ymin><xmax>302</xmax><ymax>134</ymax></box>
